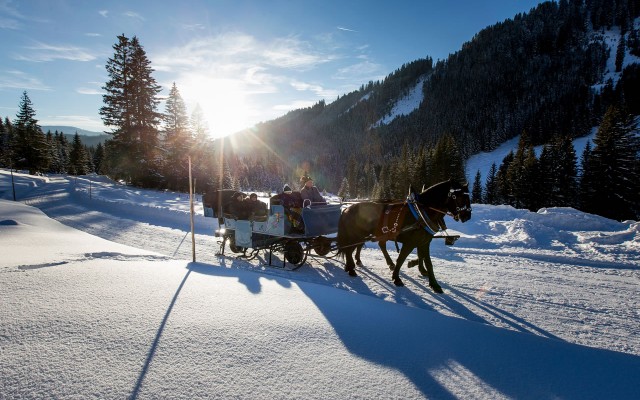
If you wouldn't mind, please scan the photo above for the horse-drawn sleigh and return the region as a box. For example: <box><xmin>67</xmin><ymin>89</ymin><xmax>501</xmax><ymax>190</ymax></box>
<box><xmin>203</xmin><ymin>180</ymin><xmax>472</xmax><ymax>292</ymax></box>
<box><xmin>203</xmin><ymin>189</ymin><xmax>341</xmax><ymax>269</ymax></box>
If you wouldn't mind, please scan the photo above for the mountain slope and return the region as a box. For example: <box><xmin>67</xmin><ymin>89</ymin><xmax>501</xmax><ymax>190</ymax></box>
<box><xmin>224</xmin><ymin>0</ymin><xmax>639</xmax><ymax>191</ymax></box>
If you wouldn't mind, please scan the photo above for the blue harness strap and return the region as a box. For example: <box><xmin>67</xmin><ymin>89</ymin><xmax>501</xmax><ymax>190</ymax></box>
<box><xmin>406</xmin><ymin>193</ymin><xmax>438</xmax><ymax>235</ymax></box>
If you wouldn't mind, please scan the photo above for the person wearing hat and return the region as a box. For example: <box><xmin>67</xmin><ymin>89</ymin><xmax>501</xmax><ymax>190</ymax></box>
<box><xmin>300</xmin><ymin>175</ymin><xmax>326</xmax><ymax>207</ymax></box>
<box><xmin>246</xmin><ymin>192</ymin><xmax>267</xmax><ymax>218</ymax></box>
<box><xmin>229</xmin><ymin>191</ymin><xmax>249</xmax><ymax>219</ymax></box>
<box><xmin>278</xmin><ymin>184</ymin><xmax>304</xmax><ymax>233</ymax></box>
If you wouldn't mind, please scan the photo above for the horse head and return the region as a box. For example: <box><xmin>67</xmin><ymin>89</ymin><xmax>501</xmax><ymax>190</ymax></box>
<box><xmin>414</xmin><ymin>180</ymin><xmax>472</xmax><ymax>223</ymax></box>
<box><xmin>447</xmin><ymin>181</ymin><xmax>472</xmax><ymax>222</ymax></box>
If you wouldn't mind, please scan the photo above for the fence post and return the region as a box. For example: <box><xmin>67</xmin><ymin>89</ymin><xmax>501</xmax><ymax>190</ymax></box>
<box><xmin>189</xmin><ymin>156</ymin><xmax>196</xmax><ymax>262</ymax></box>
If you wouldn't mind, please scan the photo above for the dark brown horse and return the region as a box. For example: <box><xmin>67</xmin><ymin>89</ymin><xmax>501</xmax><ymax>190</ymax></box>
<box><xmin>336</xmin><ymin>180</ymin><xmax>472</xmax><ymax>291</ymax></box>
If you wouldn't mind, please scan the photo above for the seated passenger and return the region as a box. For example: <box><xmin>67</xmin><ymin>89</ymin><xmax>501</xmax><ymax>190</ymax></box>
<box><xmin>228</xmin><ymin>191</ymin><xmax>250</xmax><ymax>220</ymax></box>
<box><xmin>280</xmin><ymin>184</ymin><xmax>304</xmax><ymax>233</ymax></box>
<box><xmin>299</xmin><ymin>175</ymin><xmax>327</xmax><ymax>207</ymax></box>
<box><xmin>246</xmin><ymin>192</ymin><xmax>268</xmax><ymax>218</ymax></box>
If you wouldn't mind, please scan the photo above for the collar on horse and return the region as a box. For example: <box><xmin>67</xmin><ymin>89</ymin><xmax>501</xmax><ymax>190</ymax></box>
<box><xmin>406</xmin><ymin>192</ymin><xmax>440</xmax><ymax>235</ymax></box>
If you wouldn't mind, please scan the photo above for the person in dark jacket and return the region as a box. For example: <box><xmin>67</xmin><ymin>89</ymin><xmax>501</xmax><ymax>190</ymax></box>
<box><xmin>300</xmin><ymin>175</ymin><xmax>326</xmax><ymax>207</ymax></box>
<box><xmin>228</xmin><ymin>191</ymin><xmax>250</xmax><ymax>219</ymax></box>
<box><xmin>246</xmin><ymin>193</ymin><xmax>267</xmax><ymax>218</ymax></box>
<box><xmin>280</xmin><ymin>184</ymin><xmax>304</xmax><ymax>233</ymax></box>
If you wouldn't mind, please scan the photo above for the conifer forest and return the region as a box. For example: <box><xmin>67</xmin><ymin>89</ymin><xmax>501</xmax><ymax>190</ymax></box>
<box><xmin>1</xmin><ymin>0</ymin><xmax>639</xmax><ymax>221</ymax></box>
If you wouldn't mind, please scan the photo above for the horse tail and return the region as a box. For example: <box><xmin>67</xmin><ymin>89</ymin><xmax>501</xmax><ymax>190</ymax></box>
<box><xmin>335</xmin><ymin>207</ymin><xmax>351</xmax><ymax>259</ymax></box>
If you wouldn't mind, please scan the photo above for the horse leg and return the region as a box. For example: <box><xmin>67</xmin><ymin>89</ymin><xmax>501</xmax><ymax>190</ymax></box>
<box><xmin>418</xmin><ymin>239</ymin><xmax>443</xmax><ymax>293</ymax></box>
<box><xmin>343</xmin><ymin>246</ymin><xmax>358</xmax><ymax>277</ymax></box>
<box><xmin>355</xmin><ymin>243</ymin><xmax>363</xmax><ymax>266</ymax></box>
<box><xmin>377</xmin><ymin>240</ymin><xmax>395</xmax><ymax>269</ymax></box>
<box><xmin>391</xmin><ymin>243</ymin><xmax>414</xmax><ymax>287</ymax></box>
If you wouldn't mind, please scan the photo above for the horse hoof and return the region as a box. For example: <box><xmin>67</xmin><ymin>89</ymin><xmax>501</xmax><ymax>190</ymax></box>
<box><xmin>393</xmin><ymin>278</ymin><xmax>404</xmax><ymax>287</ymax></box>
<box><xmin>430</xmin><ymin>284</ymin><xmax>443</xmax><ymax>294</ymax></box>
<box><xmin>356</xmin><ymin>260</ymin><xmax>363</xmax><ymax>266</ymax></box>
<box><xmin>407</xmin><ymin>259</ymin><xmax>418</xmax><ymax>268</ymax></box>
<box><xmin>348</xmin><ymin>270</ymin><xmax>358</xmax><ymax>277</ymax></box>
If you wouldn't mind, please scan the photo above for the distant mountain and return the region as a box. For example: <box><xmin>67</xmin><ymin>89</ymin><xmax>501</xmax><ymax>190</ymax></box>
<box><xmin>42</xmin><ymin>126</ymin><xmax>110</xmax><ymax>147</ymax></box>
<box><xmin>42</xmin><ymin>126</ymin><xmax>104</xmax><ymax>137</ymax></box>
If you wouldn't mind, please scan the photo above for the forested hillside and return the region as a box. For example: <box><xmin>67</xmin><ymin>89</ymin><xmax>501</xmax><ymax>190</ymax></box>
<box><xmin>1</xmin><ymin>0</ymin><xmax>638</xmax><ymax>220</ymax></box>
<box><xmin>233</xmin><ymin>0</ymin><xmax>638</xmax><ymax>187</ymax></box>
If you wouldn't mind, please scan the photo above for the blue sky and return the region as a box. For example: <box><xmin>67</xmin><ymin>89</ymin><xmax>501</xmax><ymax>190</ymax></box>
<box><xmin>1</xmin><ymin>0</ymin><xmax>544</xmax><ymax>138</ymax></box>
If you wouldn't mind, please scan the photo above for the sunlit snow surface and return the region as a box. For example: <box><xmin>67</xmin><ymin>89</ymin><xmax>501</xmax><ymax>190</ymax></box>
<box><xmin>1</xmin><ymin>169</ymin><xmax>639</xmax><ymax>399</ymax></box>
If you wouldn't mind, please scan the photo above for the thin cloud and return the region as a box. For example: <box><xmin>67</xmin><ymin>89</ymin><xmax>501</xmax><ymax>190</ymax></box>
<box><xmin>85</xmin><ymin>33</ymin><xmax>101</xmax><ymax>37</ymax></box>
<box><xmin>273</xmin><ymin>100</ymin><xmax>316</xmax><ymax>111</ymax></box>
<box><xmin>77</xmin><ymin>87</ymin><xmax>103</xmax><ymax>95</ymax></box>
<box><xmin>182</xmin><ymin>23</ymin><xmax>205</xmax><ymax>31</ymax></box>
<box><xmin>0</xmin><ymin>70</ymin><xmax>50</xmax><ymax>90</ymax></box>
<box><xmin>13</xmin><ymin>41</ymin><xmax>97</xmax><ymax>62</ymax></box>
<box><xmin>337</xmin><ymin>26</ymin><xmax>358</xmax><ymax>33</ymax></box>
<box><xmin>123</xmin><ymin>11</ymin><xmax>145</xmax><ymax>21</ymax></box>
<box><xmin>154</xmin><ymin>32</ymin><xmax>331</xmax><ymax>73</ymax></box>
<box><xmin>0</xmin><ymin>16</ymin><xmax>20</xmax><ymax>29</ymax></box>
<box><xmin>0</xmin><ymin>0</ymin><xmax>26</xmax><ymax>29</ymax></box>
<box><xmin>334</xmin><ymin>60</ymin><xmax>384</xmax><ymax>81</ymax></box>
<box><xmin>290</xmin><ymin>80</ymin><xmax>339</xmax><ymax>98</ymax></box>
<box><xmin>99</xmin><ymin>10</ymin><xmax>108</xmax><ymax>18</ymax></box>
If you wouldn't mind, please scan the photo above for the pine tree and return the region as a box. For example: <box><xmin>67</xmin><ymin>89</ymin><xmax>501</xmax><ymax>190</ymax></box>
<box><xmin>69</xmin><ymin>133</ymin><xmax>88</xmax><ymax>175</ymax></box>
<box><xmin>337</xmin><ymin>177</ymin><xmax>350</xmax><ymax>200</ymax></box>
<box><xmin>163</xmin><ymin>82</ymin><xmax>192</xmax><ymax>191</ymax></box>
<box><xmin>520</xmin><ymin>147</ymin><xmax>540</xmax><ymax>211</ymax></box>
<box><xmin>428</xmin><ymin>134</ymin><xmax>466</xmax><ymax>186</ymax></box>
<box><xmin>496</xmin><ymin>151</ymin><xmax>514</xmax><ymax>205</ymax></box>
<box><xmin>12</xmin><ymin>91</ymin><xmax>49</xmax><ymax>173</ymax></box>
<box><xmin>485</xmin><ymin>162</ymin><xmax>498</xmax><ymax>205</ymax></box>
<box><xmin>94</xmin><ymin>143</ymin><xmax>105</xmax><ymax>174</ymax></box>
<box><xmin>346</xmin><ymin>156</ymin><xmax>359</xmax><ymax>199</ymax></box>
<box><xmin>583</xmin><ymin>105</ymin><xmax>639</xmax><ymax>220</ymax></box>
<box><xmin>0</xmin><ymin>118</ymin><xmax>7</xmax><ymax>167</ymax></box>
<box><xmin>472</xmin><ymin>170</ymin><xmax>483</xmax><ymax>204</ymax></box>
<box><xmin>615</xmin><ymin>35</ymin><xmax>626</xmax><ymax>73</ymax></box>
<box><xmin>100</xmin><ymin>35</ymin><xmax>162</xmax><ymax>186</ymax></box>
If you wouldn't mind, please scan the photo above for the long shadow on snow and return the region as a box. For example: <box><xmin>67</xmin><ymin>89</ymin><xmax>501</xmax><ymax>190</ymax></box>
<box><xmin>296</xmin><ymin>280</ymin><xmax>640</xmax><ymax>399</ymax></box>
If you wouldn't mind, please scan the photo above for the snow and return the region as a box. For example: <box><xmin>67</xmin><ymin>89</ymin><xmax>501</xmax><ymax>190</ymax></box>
<box><xmin>465</xmin><ymin>126</ymin><xmax>599</xmax><ymax>183</ymax></box>
<box><xmin>1</xmin><ymin>168</ymin><xmax>639</xmax><ymax>399</ymax></box>
<box><xmin>592</xmin><ymin>18</ymin><xmax>640</xmax><ymax>91</ymax></box>
<box><xmin>373</xmin><ymin>75</ymin><xmax>427</xmax><ymax>128</ymax></box>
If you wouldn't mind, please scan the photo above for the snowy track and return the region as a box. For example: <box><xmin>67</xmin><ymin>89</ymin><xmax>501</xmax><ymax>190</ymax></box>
<box><xmin>8</xmin><ymin>171</ymin><xmax>640</xmax><ymax>357</ymax></box>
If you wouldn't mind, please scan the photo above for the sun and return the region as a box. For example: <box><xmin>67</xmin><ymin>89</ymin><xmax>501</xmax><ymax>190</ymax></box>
<box><xmin>181</xmin><ymin>76</ymin><xmax>254</xmax><ymax>139</ymax></box>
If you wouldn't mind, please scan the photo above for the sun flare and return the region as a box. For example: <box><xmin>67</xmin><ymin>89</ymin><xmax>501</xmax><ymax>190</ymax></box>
<box><xmin>181</xmin><ymin>76</ymin><xmax>253</xmax><ymax>139</ymax></box>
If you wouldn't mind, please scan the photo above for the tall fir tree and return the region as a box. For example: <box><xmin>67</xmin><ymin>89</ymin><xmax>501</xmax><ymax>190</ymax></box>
<box><xmin>428</xmin><ymin>133</ymin><xmax>466</xmax><ymax>187</ymax></box>
<box><xmin>496</xmin><ymin>151</ymin><xmax>514</xmax><ymax>205</ymax></box>
<box><xmin>12</xmin><ymin>91</ymin><xmax>49</xmax><ymax>173</ymax></box>
<box><xmin>163</xmin><ymin>82</ymin><xmax>192</xmax><ymax>191</ymax></box>
<box><xmin>69</xmin><ymin>133</ymin><xmax>88</xmax><ymax>175</ymax></box>
<box><xmin>582</xmin><ymin>105</ymin><xmax>639</xmax><ymax>220</ymax></box>
<box><xmin>484</xmin><ymin>162</ymin><xmax>498</xmax><ymax>205</ymax></box>
<box><xmin>100</xmin><ymin>35</ymin><xmax>162</xmax><ymax>187</ymax></box>
<box><xmin>471</xmin><ymin>170</ymin><xmax>483</xmax><ymax>204</ymax></box>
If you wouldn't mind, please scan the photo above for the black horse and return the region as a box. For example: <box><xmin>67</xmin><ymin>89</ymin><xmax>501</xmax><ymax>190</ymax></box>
<box><xmin>336</xmin><ymin>180</ymin><xmax>472</xmax><ymax>291</ymax></box>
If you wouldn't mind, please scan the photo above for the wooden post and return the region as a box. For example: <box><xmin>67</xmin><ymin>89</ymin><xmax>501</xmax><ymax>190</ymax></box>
<box><xmin>10</xmin><ymin>166</ymin><xmax>16</xmax><ymax>201</ymax></box>
<box><xmin>189</xmin><ymin>156</ymin><xmax>196</xmax><ymax>262</ymax></box>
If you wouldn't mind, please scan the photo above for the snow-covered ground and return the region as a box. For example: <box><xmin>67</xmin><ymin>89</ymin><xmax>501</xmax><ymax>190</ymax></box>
<box><xmin>1</xmin><ymin>168</ymin><xmax>639</xmax><ymax>399</ymax></box>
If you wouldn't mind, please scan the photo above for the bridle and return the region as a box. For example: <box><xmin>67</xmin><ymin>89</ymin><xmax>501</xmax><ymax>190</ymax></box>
<box><xmin>446</xmin><ymin>188</ymin><xmax>472</xmax><ymax>221</ymax></box>
<box><xmin>413</xmin><ymin>187</ymin><xmax>472</xmax><ymax>223</ymax></box>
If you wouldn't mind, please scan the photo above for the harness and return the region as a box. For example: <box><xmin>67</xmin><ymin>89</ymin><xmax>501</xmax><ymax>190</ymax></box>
<box><xmin>406</xmin><ymin>192</ymin><xmax>439</xmax><ymax>235</ymax></box>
